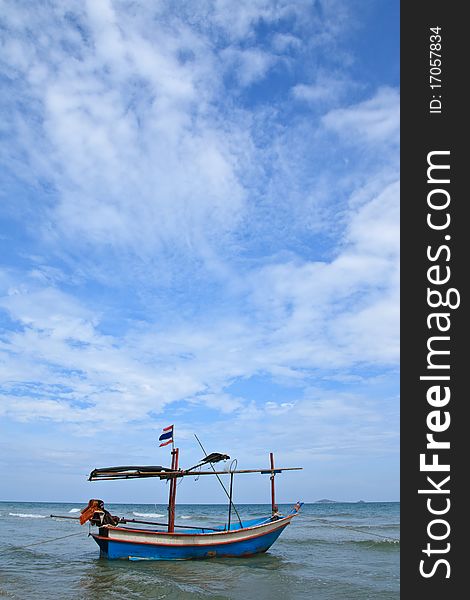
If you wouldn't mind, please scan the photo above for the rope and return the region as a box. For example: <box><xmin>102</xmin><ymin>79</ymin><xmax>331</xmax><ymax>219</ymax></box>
<box><xmin>313</xmin><ymin>518</ymin><xmax>400</xmax><ymax>542</ymax></box>
<box><xmin>5</xmin><ymin>531</ymin><xmax>84</xmax><ymax>553</ymax></box>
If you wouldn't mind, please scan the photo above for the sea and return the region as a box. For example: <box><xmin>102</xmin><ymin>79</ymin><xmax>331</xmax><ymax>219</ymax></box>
<box><xmin>0</xmin><ymin>501</ymin><xmax>399</xmax><ymax>599</ymax></box>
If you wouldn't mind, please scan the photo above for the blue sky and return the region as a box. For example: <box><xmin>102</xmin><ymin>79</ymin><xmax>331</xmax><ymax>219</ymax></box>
<box><xmin>0</xmin><ymin>0</ymin><xmax>399</xmax><ymax>504</ymax></box>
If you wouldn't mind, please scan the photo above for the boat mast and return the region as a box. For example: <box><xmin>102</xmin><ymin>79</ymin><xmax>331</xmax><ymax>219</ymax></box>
<box><xmin>167</xmin><ymin>447</ymin><xmax>179</xmax><ymax>532</ymax></box>
<box><xmin>270</xmin><ymin>452</ymin><xmax>278</xmax><ymax>516</ymax></box>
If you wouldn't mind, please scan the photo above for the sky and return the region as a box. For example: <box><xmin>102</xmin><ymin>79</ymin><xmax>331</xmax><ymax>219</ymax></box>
<box><xmin>0</xmin><ymin>0</ymin><xmax>399</xmax><ymax>504</ymax></box>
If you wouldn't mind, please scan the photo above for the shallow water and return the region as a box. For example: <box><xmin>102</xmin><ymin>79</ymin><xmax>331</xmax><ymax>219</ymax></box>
<box><xmin>0</xmin><ymin>502</ymin><xmax>399</xmax><ymax>599</ymax></box>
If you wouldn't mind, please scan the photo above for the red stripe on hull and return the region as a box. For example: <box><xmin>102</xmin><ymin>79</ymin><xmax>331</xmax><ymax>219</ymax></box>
<box><xmin>93</xmin><ymin>520</ymin><xmax>290</xmax><ymax>548</ymax></box>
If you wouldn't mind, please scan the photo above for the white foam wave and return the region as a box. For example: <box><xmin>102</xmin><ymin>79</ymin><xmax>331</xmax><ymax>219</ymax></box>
<box><xmin>180</xmin><ymin>515</ymin><xmax>191</xmax><ymax>519</ymax></box>
<box><xmin>9</xmin><ymin>513</ymin><xmax>46</xmax><ymax>519</ymax></box>
<box><xmin>69</xmin><ymin>508</ymin><xmax>80</xmax><ymax>513</ymax></box>
<box><xmin>133</xmin><ymin>512</ymin><xmax>164</xmax><ymax>518</ymax></box>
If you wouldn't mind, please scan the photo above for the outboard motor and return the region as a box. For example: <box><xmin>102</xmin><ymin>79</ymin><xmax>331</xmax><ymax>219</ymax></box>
<box><xmin>80</xmin><ymin>499</ymin><xmax>120</xmax><ymax>526</ymax></box>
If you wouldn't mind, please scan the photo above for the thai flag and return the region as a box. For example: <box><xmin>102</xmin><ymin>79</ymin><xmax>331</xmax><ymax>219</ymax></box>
<box><xmin>159</xmin><ymin>425</ymin><xmax>174</xmax><ymax>447</ymax></box>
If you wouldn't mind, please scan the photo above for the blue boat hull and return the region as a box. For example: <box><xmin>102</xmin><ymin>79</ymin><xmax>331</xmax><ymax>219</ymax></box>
<box><xmin>91</xmin><ymin>517</ymin><xmax>292</xmax><ymax>560</ymax></box>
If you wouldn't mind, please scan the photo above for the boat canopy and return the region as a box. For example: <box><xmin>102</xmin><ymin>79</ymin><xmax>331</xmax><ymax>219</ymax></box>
<box><xmin>89</xmin><ymin>466</ymin><xmax>173</xmax><ymax>481</ymax></box>
<box><xmin>88</xmin><ymin>465</ymin><xmax>301</xmax><ymax>481</ymax></box>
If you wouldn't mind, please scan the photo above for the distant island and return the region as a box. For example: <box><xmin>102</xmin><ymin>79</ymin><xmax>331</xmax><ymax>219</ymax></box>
<box><xmin>314</xmin><ymin>499</ymin><xmax>368</xmax><ymax>503</ymax></box>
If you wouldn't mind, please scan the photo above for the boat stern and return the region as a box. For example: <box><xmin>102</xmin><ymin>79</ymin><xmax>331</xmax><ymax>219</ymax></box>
<box><xmin>91</xmin><ymin>527</ymin><xmax>110</xmax><ymax>558</ymax></box>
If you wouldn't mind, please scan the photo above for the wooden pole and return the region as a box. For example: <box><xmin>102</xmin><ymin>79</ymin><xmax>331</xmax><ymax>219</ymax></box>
<box><xmin>227</xmin><ymin>471</ymin><xmax>234</xmax><ymax>530</ymax></box>
<box><xmin>168</xmin><ymin>447</ymin><xmax>179</xmax><ymax>532</ymax></box>
<box><xmin>167</xmin><ymin>448</ymin><xmax>175</xmax><ymax>532</ymax></box>
<box><xmin>270</xmin><ymin>452</ymin><xmax>278</xmax><ymax>515</ymax></box>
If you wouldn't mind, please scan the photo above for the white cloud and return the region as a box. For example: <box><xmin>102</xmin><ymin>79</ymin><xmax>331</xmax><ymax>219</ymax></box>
<box><xmin>2</xmin><ymin>1</ymin><xmax>251</xmax><ymax>265</ymax></box>
<box><xmin>208</xmin><ymin>0</ymin><xmax>307</xmax><ymax>41</ymax></box>
<box><xmin>246</xmin><ymin>178</ymin><xmax>399</xmax><ymax>369</ymax></box>
<box><xmin>322</xmin><ymin>86</ymin><xmax>399</xmax><ymax>143</ymax></box>
<box><xmin>271</xmin><ymin>33</ymin><xmax>302</xmax><ymax>52</ymax></box>
<box><xmin>0</xmin><ymin>168</ymin><xmax>398</xmax><ymax>428</ymax></box>
<box><xmin>221</xmin><ymin>47</ymin><xmax>277</xmax><ymax>87</ymax></box>
<box><xmin>347</xmin><ymin>180</ymin><xmax>399</xmax><ymax>257</ymax></box>
<box><xmin>292</xmin><ymin>72</ymin><xmax>350</xmax><ymax>104</ymax></box>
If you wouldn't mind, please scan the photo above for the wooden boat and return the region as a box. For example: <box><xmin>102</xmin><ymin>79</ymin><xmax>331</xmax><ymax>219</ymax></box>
<box><xmin>77</xmin><ymin>446</ymin><xmax>302</xmax><ymax>560</ymax></box>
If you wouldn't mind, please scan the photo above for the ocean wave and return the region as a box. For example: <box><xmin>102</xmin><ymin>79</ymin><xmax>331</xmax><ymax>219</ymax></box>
<box><xmin>316</xmin><ymin>512</ymin><xmax>355</xmax><ymax>518</ymax></box>
<box><xmin>352</xmin><ymin>539</ymin><xmax>400</xmax><ymax>548</ymax></box>
<box><xmin>69</xmin><ymin>508</ymin><xmax>81</xmax><ymax>513</ymax></box>
<box><xmin>9</xmin><ymin>513</ymin><xmax>47</xmax><ymax>519</ymax></box>
<box><xmin>133</xmin><ymin>512</ymin><xmax>164</xmax><ymax>518</ymax></box>
<box><xmin>179</xmin><ymin>515</ymin><xmax>191</xmax><ymax>519</ymax></box>
<box><xmin>289</xmin><ymin>536</ymin><xmax>399</xmax><ymax>548</ymax></box>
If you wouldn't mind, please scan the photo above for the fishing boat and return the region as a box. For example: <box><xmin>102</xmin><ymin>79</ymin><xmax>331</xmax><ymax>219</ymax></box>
<box><xmin>74</xmin><ymin>439</ymin><xmax>302</xmax><ymax>561</ymax></box>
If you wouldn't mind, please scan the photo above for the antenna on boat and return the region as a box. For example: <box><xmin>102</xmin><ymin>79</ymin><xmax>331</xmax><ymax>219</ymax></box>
<box><xmin>194</xmin><ymin>434</ymin><xmax>243</xmax><ymax>527</ymax></box>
